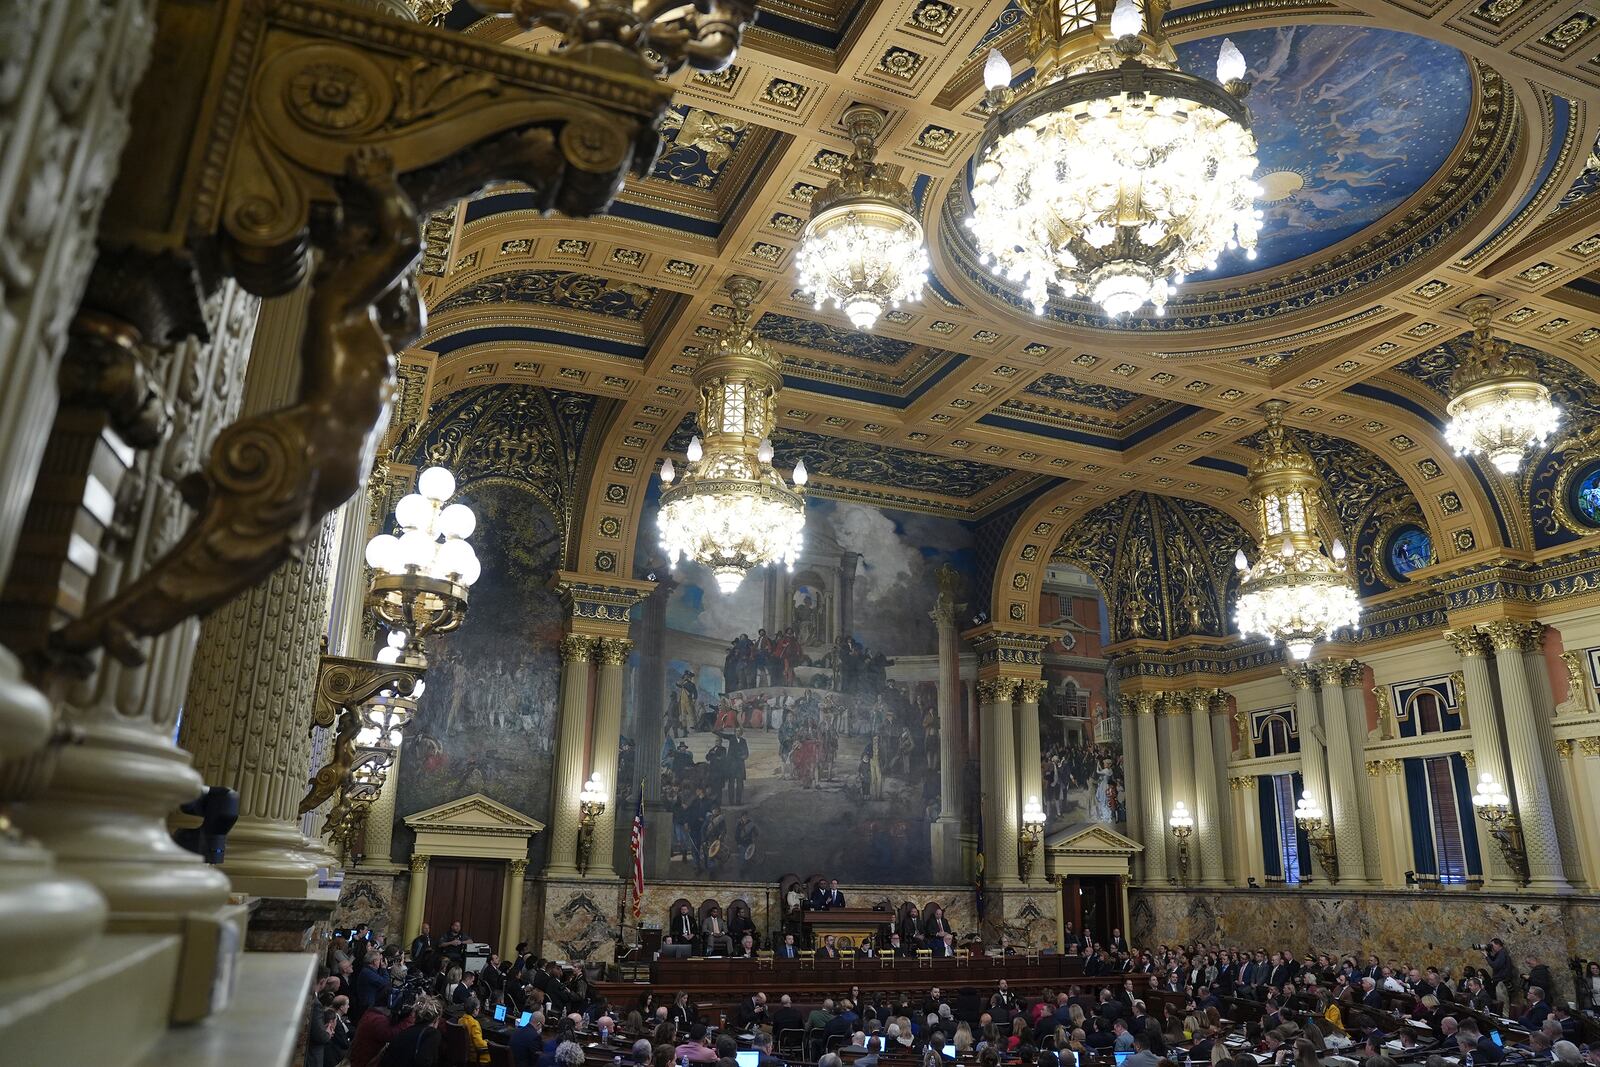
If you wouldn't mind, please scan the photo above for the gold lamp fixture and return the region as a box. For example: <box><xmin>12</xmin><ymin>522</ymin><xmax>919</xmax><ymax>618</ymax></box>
<box><xmin>796</xmin><ymin>104</ymin><xmax>929</xmax><ymax>331</ymax></box>
<box><xmin>1293</xmin><ymin>790</ymin><xmax>1339</xmax><ymax>883</ymax></box>
<box><xmin>657</xmin><ymin>278</ymin><xmax>807</xmax><ymax>594</ymax></box>
<box><xmin>1471</xmin><ymin>771</ymin><xmax>1529</xmax><ymax>884</ymax></box>
<box><xmin>1233</xmin><ymin>401</ymin><xmax>1361</xmax><ymax>660</ymax></box>
<box><xmin>1444</xmin><ymin>297</ymin><xmax>1562</xmax><ymax>474</ymax></box>
<box><xmin>364</xmin><ymin>466</ymin><xmax>479</xmax><ymax>667</ymax></box>
<box><xmin>576</xmin><ymin>772</ymin><xmax>608</xmax><ymax>875</ymax></box>
<box><xmin>1168</xmin><ymin>801</ymin><xmax>1194</xmax><ymax>884</ymax></box>
<box><xmin>1019</xmin><ymin>795</ymin><xmax>1047</xmax><ymax>881</ymax></box>
<box><xmin>968</xmin><ymin>0</ymin><xmax>1261</xmax><ymax>317</ymax></box>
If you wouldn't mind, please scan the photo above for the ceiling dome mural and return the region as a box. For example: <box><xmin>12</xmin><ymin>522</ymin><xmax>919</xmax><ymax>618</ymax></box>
<box><xmin>1171</xmin><ymin>24</ymin><xmax>1473</xmax><ymax>278</ymax></box>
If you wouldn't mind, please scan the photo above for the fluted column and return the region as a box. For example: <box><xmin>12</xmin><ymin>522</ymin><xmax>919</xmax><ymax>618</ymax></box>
<box><xmin>1016</xmin><ymin>678</ymin><xmax>1047</xmax><ymax>882</ymax></box>
<box><xmin>1367</xmin><ymin>759</ymin><xmax>1408</xmax><ymax>885</ymax></box>
<box><xmin>1341</xmin><ymin>666</ymin><xmax>1382</xmax><ymax>884</ymax></box>
<box><xmin>1483</xmin><ymin>621</ymin><xmax>1570</xmax><ymax>891</ymax></box>
<box><xmin>979</xmin><ymin>677</ymin><xmax>1021</xmax><ymax>886</ymax></box>
<box><xmin>1208</xmin><ymin>696</ymin><xmax>1236</xmax><ymax>883</ymax></box>
<box><xmin>1314</xmin><ymin>661</ymin><xmax>1367</xmax><ymax>884</ymax></box>
<box><xmin>1521</xmin><ymin>626</ymin><xmax>1585</xmax><ymax>888</ymax></box>
<box><xmin>1447</xmin><ymin>628</ymin><xmax>1516</xmax><ymax>887</ymax></box>
<box><xmin>1186</xmin><ymin>689</ymin><xmax>1225</xmax><ymax>886</ymax></box>
<box><xmin>637</xmin><ymin>579</ymin><xmax>673</xmax><ymax>873</ymax></box>
<box><xmin>1284</xmin><ymin>667</ymin><xmax>1329</xmax><ymax>881</ymax></box>
<box><xmin>1230</xmin><ymin>776</ymin><xmax>1263</xmax><ymax>885</ymax></box>
<box><xmin>403</xmin><ymin>853</ymin><xmax>429</xmax><ymax>943</ymax></box>
<box><xmin>587</xmin><ymin>637</ymin><xmax>632</xmax><ymax>879</ymax></box>
<box><xmin>1133</xmin><ymin>692</ymin><xmax>1167</xmax><ymax>883</ymax></box>
<box><xmin>501</xmin><ymin>858</ymin><xmax>528</xmax><ymax>954</ymax></box>
<box><xmin>1159</xmin><ymin>695</ymin><xmax>1195</xmax><ymax>881</ymax></box>
<box><xmin>544</xmin><ymin>633</ymin><xmax>597</xmax><ymax>878</ymax></box>
<box><xmin>177</xmin><ymin>285</ymin><xmax>340</xmax><ymax>897</ymax></box>
<box><xmin>1121</xmin><ymin>703</ymin><xmax>1143</xmax><ymax>882</ymax></box>
<box><xmin>1563</xmin><ymin>739</ymin><xmax>1600</xmax><ymax>888</ymax></box>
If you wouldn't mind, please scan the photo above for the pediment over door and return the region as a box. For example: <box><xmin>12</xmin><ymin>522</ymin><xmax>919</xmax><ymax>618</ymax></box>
<box><xmin>1045</xmin><ymin>823</ymin><xmax>1142</xmax><ymax>877</ymax></box>
<box><xmin>404</xmin><ymin>792</ymin><xmax>545</xmax><ymax>861</ymax></box>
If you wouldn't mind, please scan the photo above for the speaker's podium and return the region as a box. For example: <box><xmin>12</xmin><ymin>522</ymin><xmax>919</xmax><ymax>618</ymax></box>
<box><xmin>802</xmin><ymin>908</ymin><xmax>888</xmax><ymax>949</ymax></box>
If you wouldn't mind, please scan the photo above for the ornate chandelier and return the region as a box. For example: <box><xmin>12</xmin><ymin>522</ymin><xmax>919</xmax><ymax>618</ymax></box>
<box><xmin>796</xmin><ymin>104</ymin><xmax>929</xmax><ymax>331</ymax></box>
<box><xmin>364</xmin><ymin>465</ymin><xmax>480</xmax><ymax>665</ymax></box>
<box><xmin>658</xmin><ymin>278</ymin><xmax>807</xmax><ymax>594</ymax></box>
<box><xmin>1444</xmin><ymin>297</ymin><xmax>1562</xmax><ymax>474</ymax></box>
<box><xmin>1234</xmin><ymin>401</ymin><xmax>1361</xmax><ymax>660</ymax></box>
<box><xmin>967</xmin><ymin>0</ymin><xmax>1261</xmax><ymax>317</ymax></box>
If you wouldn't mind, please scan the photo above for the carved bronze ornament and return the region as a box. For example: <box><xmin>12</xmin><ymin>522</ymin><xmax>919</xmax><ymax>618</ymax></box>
<box><xmin>37</xmin><ymin>0</ymin><xmax>752</xmax><ymax>669</ymax></box>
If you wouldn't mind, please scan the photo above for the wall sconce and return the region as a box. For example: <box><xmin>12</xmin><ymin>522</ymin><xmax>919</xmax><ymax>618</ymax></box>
<box><xmin>1168</xmin><ymin>801</ymin><xmax>1194</xmax><ymax>884</ymax></box>
<box><xmin>1019</xmin><ymin>795</ymin><xmax>1047</xmax><ymax>881</ymax></box>
<box><xmin>576</xmin><ymin>772</ymin><xmax>607</xmax><ymax>875</ymax></box>
<box><xmin>1293</xmin><ymin>790</ymin><xmax>1339</xmax><ymax>883</ymax></box>
<box><xmin>1471</xmin><ymin>772</ymin><xmax>1529</xmax><ymax>884</ymax></box>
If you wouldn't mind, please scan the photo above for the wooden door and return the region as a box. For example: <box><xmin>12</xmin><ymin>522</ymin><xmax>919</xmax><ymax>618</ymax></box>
<box><xmin>425</xmin><ymin>857</ymin><xmax>505</xmax><ymax>953</ymax></box>
<box><xmin>1078</xmin><ymin>876</ymin><xmax>1114</xmax><ymax>947</ymax></box>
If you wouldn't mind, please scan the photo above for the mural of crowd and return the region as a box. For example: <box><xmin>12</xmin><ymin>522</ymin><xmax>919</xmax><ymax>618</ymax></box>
<box><xmin>1040</xmin><ymin>738</ymin><xmax>1126</xmax><ymax>827</ymax></box>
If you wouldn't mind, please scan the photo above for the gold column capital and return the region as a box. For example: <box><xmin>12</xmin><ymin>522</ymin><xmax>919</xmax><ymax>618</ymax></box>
<box><xmin>1444</xmin><ymin>627</ymin><xmax>1492</xmax><ymax>658</ymax></box>
<box><xmin>410</xmin><ymin>853</ymin><xmax>430</xmax><ymax>874</ymax></box>
<box><xmin>508</xmin><ymin>857</ymin><xmax>529</xmax><ymax>877</ymax></box>
<box><xmin>1482</xmin><ymin>620</ymin><xmax>1545</xmax><ymax>654</ymax></box>
<box><xmin>1283</xmin><ymin>666</ymin><xmax>1318</xmax><ymax>691</ymax></box>
<box><xmin>1158</xmin><ymin>693</ymin><xmax>1189</xmax><ymax>716</ymax></box>
<box><xmin>1228</xmin><ymin>776</ymin><xmax>1256</xmax><ymax>791</ymax></box>
<box><xmin>1554</xmin><ymin>740</ymin><xmax>1574</xmax><ymax>759</ymax></box>
<box><xmin>1016</xmin><ymin>678</ymin><xmax>1049</xmax><ymax>704</ymax></box>
<box><xmin>1365</xmin><ymin>758</ymin><xmax>1402</xmax><ymax>777</ymax></box>
<box><xmin>1578</xmin><ymin>737</ymin><xmax>1600</xmax><ymax>756</ymax></box>
<box><xmin>978</xmin><ymin>677</ymin><xmax>1020</xmax><ymax>705</ymax></box>
<box><xmin>1312</xmin><ymin>661</ymin><xmax>1345</xmax><ymax>687</ymax></box>
<box><xmin>596</xmin><ymin>636</ymin><xmax>634</xmax><ymax>667</ymax></box>
<box><xmin>1459</xmin><ymin>749</ymin><xmax>1476</xmax><ymax>767</ymax></box>
<box><xmin>1134</xmin><ymin>691</ymin><xmax>1160</xmax><ymax>716</ymax></box>
<box><xmin>560</xmin><ymin>633</ymin><xmax>599</xmax><ymax>663</ymax></box>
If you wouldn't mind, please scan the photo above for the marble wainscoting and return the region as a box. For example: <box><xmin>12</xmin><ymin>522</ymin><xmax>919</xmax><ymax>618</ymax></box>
<box><xmin>993</xmin><ymin>887</ymin><xmax>1060</xmax><ymax>952</ymax></box>
<box><xmin>541</xmin><ymin>879</ymin><xmax>626</xmax><ymax>963</ymax></box>
<box><xmin>1131</xmin><ymin>887</ymin><xmax>1600</xmax><ymax>999</ymax></box>
<box><xmin>332</xmin><ymin>869</ymin><xmax>408</xmax><ymax>940</ymax></box>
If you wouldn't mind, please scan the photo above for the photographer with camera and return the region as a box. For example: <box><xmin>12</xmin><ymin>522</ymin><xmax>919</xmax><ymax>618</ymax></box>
<box><xmin>1479</xmin><ymin>938</ymin><xmax>1514</xmax><ymax>1008</ymax></box>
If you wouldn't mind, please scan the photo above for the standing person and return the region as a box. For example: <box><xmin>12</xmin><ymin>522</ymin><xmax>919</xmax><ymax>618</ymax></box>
<box><xmin>409</xmin><ymin>922</ymin><xmax>434</xmax><ymax>964</ymax></box>
<box><xmin>440</xmin><ymin>920</ymin><xmax>471</xmax><ymax>968</ymax></box>
<box><xmin>722</xmin><ymin>727</ymin><xmax>749</xmax><ymax>804</ymax></box>
<box><xmin>1484</xmin><ymin>939</ymin><xmax>1514</xmax><ymax>1006</ymax></box>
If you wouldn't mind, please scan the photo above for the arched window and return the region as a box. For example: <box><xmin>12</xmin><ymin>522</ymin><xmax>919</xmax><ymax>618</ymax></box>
<box><xmin>1408</xmin><ymin>689</ymin><xmax>1445</xmax><ymax>735</ymax></box>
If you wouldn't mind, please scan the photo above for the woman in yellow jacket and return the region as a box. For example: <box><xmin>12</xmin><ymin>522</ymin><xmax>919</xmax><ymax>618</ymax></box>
<box><xmin>460</xmin><ymin>996</ymin><xmax>492</xmax><ymax>1065</ymax></box>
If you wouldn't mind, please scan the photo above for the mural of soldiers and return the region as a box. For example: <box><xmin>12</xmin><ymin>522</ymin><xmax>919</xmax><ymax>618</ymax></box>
<box><xmin>755</xmin><ymin>628</ymin><xmax>774</xmax><ymax>688</ymax></box>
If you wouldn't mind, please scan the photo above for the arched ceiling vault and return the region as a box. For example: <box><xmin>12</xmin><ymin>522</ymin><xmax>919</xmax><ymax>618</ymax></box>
<box><xmin>393</xmin><ymin>0</ymin><xmax>1600</xmax><ymax>643</ymax></box>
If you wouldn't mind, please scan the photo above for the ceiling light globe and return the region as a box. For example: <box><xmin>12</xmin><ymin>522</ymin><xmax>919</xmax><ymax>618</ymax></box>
<box><xmin>394</xmin><ymin>493</ymin><xmax>433</xmax><ymax>533</ymax></box>
<box><xmin>417</xmin><ymin>466</ymin><xmax>456</xmax><ymax>502</ymax></box>
<box><xmin>437</xmin><ymin>503</ymin><xmax>476</xmax><ymax>541</ymax></box>
<box><xmin>365</xmin><ymin>533</ymin><xmax>402</xmax><ymax>573</ymax></box>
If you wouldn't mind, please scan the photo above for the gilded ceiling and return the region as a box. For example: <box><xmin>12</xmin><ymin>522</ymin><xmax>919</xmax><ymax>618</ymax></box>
<box><xmin>398</xmin><ymin>0</ymin><xmax>1600</xmax><ymax>659</ymax></box>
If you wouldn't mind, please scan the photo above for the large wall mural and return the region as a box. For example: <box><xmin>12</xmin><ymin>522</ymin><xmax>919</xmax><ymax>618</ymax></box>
<box><xmin>632</xmin><ymin>494</ymin><xmax>980</xmax><ymax>884</ymax></box>
<box><xmin>1173</xmin><ymin>25</ymin><xmax>1472</xmax><ymax>276</ymax></box>
<box><xmin>392</xmin><ymin>483</ymin><xmax>565</xmax><ymax>863</ymax></box>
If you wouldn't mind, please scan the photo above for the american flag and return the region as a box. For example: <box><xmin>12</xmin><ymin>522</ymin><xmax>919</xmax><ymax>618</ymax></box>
<box><xmin>629</xmin><ymin>783</ymin><xmax>645</xmax><ymax>921</ymax></box>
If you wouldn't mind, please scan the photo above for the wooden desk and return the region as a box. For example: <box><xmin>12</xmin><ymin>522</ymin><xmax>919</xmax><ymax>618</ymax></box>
<box><xmin>802</xmin><ymin>908</ymin><xmax>890</xmax><ymax>948</ymax></box>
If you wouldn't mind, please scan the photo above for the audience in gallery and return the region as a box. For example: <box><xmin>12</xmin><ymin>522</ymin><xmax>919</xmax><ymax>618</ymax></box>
<box><xmin>307</xmin><ymin>918</ymin><xmax>1599</xmax><ymax>1067</ymax></box>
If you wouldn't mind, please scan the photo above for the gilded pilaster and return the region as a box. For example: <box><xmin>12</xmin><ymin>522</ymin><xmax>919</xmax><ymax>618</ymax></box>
<box><xmin>978</xmin><ymin>677</ymin><xmax>1022</xmax><ymax>886</ymax></box>
<box><xmin>1482</xmin><ymin>622</ymin><xmax>1569</xmax><ymax>890</ymax></box>
<box><xmin>1185</xmin><ymin>689</ymin><xmax>1224</xmax><ymax>886</ymax></box>
<box><xmin>545</xmin><ymin>633</ymin><xmax>597</xmax><ymax>878</ymax></box>
<box><xmin>502</xmin><ymin>857</ymin><xmax>528</xmax><ymax>952</ymax></box>
<box><xmin>587</xmin><ymin>636</ymin><xmax>633</xmax><ymax>878</ymax></box>
<box><xmin>1230</xmin><ymin>776</ymin><xmax>1263</xmax><ymax>885</ymax></box>
<box><xmin>1366</xmin><ymin>759</ymin><xmax>1409</xmax><ymax>886</ymax></box>
<box><xmin>1133</xmin><ymin>692</ymin><xmax>1167</xmax><ymax>884</ymax></box>
<box><xmin>1209</xmin><ymin>694</ymin><xmax>1237</xmax><ymax>883</ymax></box>
<box><xmin>1446</xmin><ymin>627</ymin><xmax>1516</xmax><ymax>886</ymax></box>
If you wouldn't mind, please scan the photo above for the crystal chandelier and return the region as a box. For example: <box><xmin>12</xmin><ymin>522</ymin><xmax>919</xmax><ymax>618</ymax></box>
<box><xmin>1444</xmin><ymin>296</ymin><xmax>1562</xmax><ymax>474</ymax></box>
<box><xmin>796</xmin><ymin>104</ymin><xmax>929</xmax><ymax>331</ymax></box>
<box><xmin>658</xmin><ymin>278</ymin><xmax>807</xmax><ymax>594</ymax></box>
<box><xmin>1234</xmin><ymin>401</ymin><xmax>1361</xmax><ymax>660</ymax></box>
<box><xmin>967</xmin><ymin>0</ymin><xmax>1261</xmax><ymax>317</ymax></box>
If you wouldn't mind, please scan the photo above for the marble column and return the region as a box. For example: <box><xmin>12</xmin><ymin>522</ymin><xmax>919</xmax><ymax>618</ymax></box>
<box><xmin>1133</xmin><ymin>692</ymin><xmax>1167</xmax><ymax>883</ymax></box>
<box><xmin>501</xmin><ymin>858</ymin><xmax>528</xmax><ymax>953</ymax></box>
<box><xmin>1015</xmin><ymin>679</ymin><xmax>1047</xmax><ymax>883</ymax></box>
<box><xmin>636</xmin><ymin>580</ymin><xmax>673</xmax><ymax>873</ymax></box>
<box><xmin>1484</xmin><ymin>621</ymin><xmax>1570</xmax><ymax>891</ymax></box>
<box><xmin>966</xmin><ymin>677</ymin><xmax>980</xmax><ymax>762</ymax></box>
<box><xmin>1231</xmin><ymin>776</ymin><xmax>1263</xmax><ymax>885</ymax></box>
<box><xmin>979</xmin><ymin>677</ymin><xmax>1021</xmax><ymax>886</ymax></box>
<box><xmin>1368</xmin><ymin>759</ymin><xmax>1409</xmax><ymax>886</ymax></box>
<box><xmin>1285</xmin><ymin>667</ymin><xmax>1329</xmax><ymax>882</ymax></box>
<box><xmin>178</xmin><ymin>284</ymin><xmax>340</xmax><ymax>897</ymax></box>
<box><xmin>1563</xmin><ymin>739</ymin><xmax>1600</xmax><ymax>888</ymax></box>
<box><xmin>1121</xmin><ymin>704</ymin><xmax>1143</xmax><ymax>882</ymax></box>
<box><xmin>932</xmin><ymin>597</ymin><xmax>963</xmax><ymax>876</ymax></box>
<box><xmin>1186</xmin><ymin>689</ymin><xmax>1225</xmax><ymax>886</ymax></box>
<box><xmin>1208</xmin><ymin>696</ymin><xmax>1236</xmax><ymax>884</ymax></box>
<box><xmin>1162</xmin><ymin>695</ymin><xmax>1197</xmax><ymax>883</ymax></box>
<box><xmin>545</xmin><ymin>634</ymin><xmax>596</xmax><ymax>878</ymax></box>
<box><xmin>403</xmin><ymin>853</ymin><xmax>430</xmax><ymax>942</ymax></box>
<box><xmin>1341</xmin><ymin>665</ymin><xmax>1382</xmax><ymax>885</ymax></box>
<box><xmin>1446</xmin><ymin>628</ymin><xmax>1516</xmax><ymax>887</ymax></box>
<box><xmin>1521</xmin><ymin>626</ymin><xmax>1585</xmax><ymax>888</ymax></box>
<box><xmin>587</xmin><ymin>637</ymin><xmax>632</xmax><ymax>879</ymax></box>
<box><xmin>1315</xmin><ymin>661</ymin><xmax>1367</xmax><ymax>885</ymax></box>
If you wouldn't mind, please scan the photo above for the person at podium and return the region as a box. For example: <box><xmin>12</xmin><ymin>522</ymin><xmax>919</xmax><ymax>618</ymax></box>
<box><xmin>812</xmin><ymin>879</ymin><xmax>846</xmax><ymax>909</ymax></box>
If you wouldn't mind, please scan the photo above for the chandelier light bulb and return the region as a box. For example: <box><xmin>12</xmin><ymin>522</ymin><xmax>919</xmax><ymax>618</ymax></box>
<box><xmin>397</xmin><ymin>529</ymin><xmax>437</xmax><ymax>571</ymax></box>
<box><xmin>437</xmin><ymin>503</ymin><xmax>476</xmax><ymax>541</ymax></box>
<box><xmin>1216</xmin><ymin>38</ymin><xmax>1246</xmax><ymax>83</ymax></box>
<box><xmin>435</xmin><ymin>538</ymin><xmax>478</xmax><ymax>582</ymax></box>
<box><xmin>984</xmin><ymin>47</ymin><xmax>1011</xmax><ymax>90</ymax></box>
<box><xmin>793</xmin><ymin>459</ymin><xmax>809</xmax><ymax>486</ymax></box>
<box><xmin>386</xmin><ymin>628</ymin><xmax>407</xmax><ymax>650</ymax></box>
<box><xmin>394</xmin><ymin>492</ymin><xmax>433</xmax><ymax>533</ymax></box>
<box><xmin>660</xmin><ymin>457</ymin><xmax>676</xmax><ymax>484</ymax></box>
<box><xmin>1287</xmin><ymin>639</ymin><xmax>1315</xmax><ymax>660</ymax></box>
<box><xmin>1110</xmin><ymin>0</ymin><xmax>1142</xmax><ymax>38</ymax></box>
<box><xmin>687</xmin><ymin>436</ymin><xmax>703</xmax><ymax>463</ymax></box>
<box><xmin>365</xmin><ymin>533</ymin><xmax>401</xmax><ymax>572</ymax></box>
<box><xmin>1234</xmin><ymin>548</ymin><xmax>1249</xmax><ymax>572</ymax></box>
<box><xmin>1331</xmin><ymin>538</ymin><xmax>1346</xmax><ymax>562</ymax></box>
<box><xmin>417</xmin><ymin>465</ymin><xmax>456</xmax><ymax>503</ymax></box>
<box><xmin>375</xmin><ymin>645</ymin><xmax>401</xmax><ymax>665</ymax></box>
<box><xmin>758</xmin><ymin>438</ymin><xmax>774</xmax><ymax>464</ymax></box>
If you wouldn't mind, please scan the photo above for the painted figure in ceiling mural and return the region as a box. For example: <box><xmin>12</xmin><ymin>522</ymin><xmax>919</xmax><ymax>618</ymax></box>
<box><xmin>635</xmin><ymin>496</ymin><xmax>977</xmax><ymax>885</ymax></box>
<box><xmin>392</xmin><ymin>484</ymin><xmax>565</xmax><ymax>865</ymax></box>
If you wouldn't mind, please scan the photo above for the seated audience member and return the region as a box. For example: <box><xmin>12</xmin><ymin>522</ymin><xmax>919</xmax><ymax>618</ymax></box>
<box><xmin>857</xmin><ymin>1035</ymin><xmax>884</xmax><ymax>1067</ymax></box>
<box><xmin>670</xmin><ymin>904</ymin><xmax>698</xmax><ymax>948</ymax></box>
<box><xmin>733</xmin><ymin>933</ymin><xmax>758</xmax><ymax>959</ymax></box>
<box><xmin>460</xmin><ymin>996</ymin><xmax>491</xmax><ymax>1065</ymax></box>
<box><xmin>775</xmin><ymin>933</ymin><xmax>800</xmax><ymax>960</ymax></box>
<box><xmin>1520</xmin><ymin>986</ymin><xmax>1552</xmax><ymax>1030</ymax></box>
<box><xmin>737</xmin><ymin>992</ymin><xmax>769</xmax><ymax>1030</ymax></box>
<box><xmin>819</xmin><ymin>935</ymin><xmax>842</xmax><ymax>960</ymax></box>
<box><xmin>554</xmin><ymin>1040</ymin><xmax>587</xmax><ymax>1067</ymax></box>
<box><xmin>511</xmin><ymin>1011</ymin><xmax>548</xmax><ymax>1067</ymax></box>
<box><xmin>677</xmin><ymin>1024</ymin><xmax>720</xmax><ymax>1064</ymax></box>
<box><xmin>450</xmin><ymin>970</ymin><xmax>478</xmax><ymax>1006</ymax></box>
<box><xmin>670</xmin><ymin>991</ymin><xmax>696</xmax><ymax>1030</ymax></box>
<box><xmin>755</xmin><ymin>1030</ymin><xmax>784</xmax><ymax>1067</ymax></box>
<box><xmin>352</xmin><ymin>1000</ymin><xmax>412</xmax><ymax>1067</ymax></box>
<box><xmin>771</xmin><ymin>993</ymin><xmax>803</xmax><ymax>1036</ymax></box>
<box><xmin>381</xmin><ymin>995</ymin><xmax>443</xmax><ymax>1067</ymax></box>
<box><xmin>702</xmin><ymin>906</ymin><xmax>733</xmax><ymax>957</ymax></box>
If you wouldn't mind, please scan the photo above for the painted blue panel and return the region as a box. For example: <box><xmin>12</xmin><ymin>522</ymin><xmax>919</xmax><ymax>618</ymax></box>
<box><xmin>1404</xmin><ymin>757</ymin><xmax>1437</xmax><ymax>877</ymax></box>
<box><xmin>1450</xmin><ymin>754</ymin><xmax>1483</xmax><ymax>877</ymax></box>
<box><xmin>1258</xmin><ymin>775</ymin><xmax>1281</xmax><ymax>879</ymax></box>
<box><xmin>782</xmin><ymin>353</ymin><xmax>968</xmax><ymax>409</ymax></box>
<box><xmin>1172</xmin><ymin>26</ymin><xmax>1473</xmax><ymax>279</ymax></box>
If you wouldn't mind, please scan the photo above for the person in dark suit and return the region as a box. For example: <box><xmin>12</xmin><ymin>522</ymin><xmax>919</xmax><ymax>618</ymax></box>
<box><xmin>820</xmin><ymin>880</ymin><xmax>846</xmax><ymax>908</ymax></box>
<box><xmin>1107</xmin><ymin>929</ymin><xmax>1127</xmax><ymax>953</ymax></box>
<box><xmin>930</xmin><ymin>933</ymin><xmax>954</xmax><ymax>958</ymax></box>
<box><xmin>1519</xmin><ymin>985</ymin><xmax>1552</xmax><ymax>1030</ymax></box>
<box><xmin>924</xmin><ymin>907</ymin><xmax>954</xmax><ymax>943</ymax></box>
<box><xmin>670</xmin><ymin>903</ymin><xmax>697</xmax><ymax>949</ymax></box>
<box><xmin>409</xmin><ymin>923</ymin><xmax>433</xmax><ymax>964</ymax></box>
<box><xmin>1361</xmin><ymin>978</ymin><xmax>1385</xmax><ymax>1009</ymax></box>
<box><xmin>897</xmin><ymin>906</ymin><xmax>922</xmax><ymax>945</ymax></box>
<box><xmin>887</xmin><ymin>933</ymin><xmax>912</xmax><ymax>957</ymax></box>
<box><xmin>770</xmin><ymin>994</ymin><xmax>804</xmax><ymax>1038</ymax></box>
<box><xmin>753</xmin><ymin>1030</ymin><xmax>785</xmax><ymax>1067</ymax></box>
<box><xmin>775</xmin><ymin>933</ymin><xmax>800</xmax><ymax>960</ymax></box>
<box><xmin>669</xmin><ymin>992</ymin><xmax>696</xmax><ymax>1030</ymax></box>
<box><xmin>1061</xmin><ymin>924</ymin><xmax>1083</xmax><ymax>953</ymax></box>
<box><xmin>818</xmin><ymin>935</ymin><xmax>841</xmax><ymax>960</ymax></box>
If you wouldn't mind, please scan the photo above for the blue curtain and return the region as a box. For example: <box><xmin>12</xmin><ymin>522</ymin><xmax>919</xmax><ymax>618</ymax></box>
<box><xmin>1449</xmin><ymin>754</ymin><xmax>1483</xmax><ymax>876</ymax></box>
<box><xmin>1291</xmin><ymin>770</ymin><xmax>1309</xmax><ymax>877</ymax></box>
<box><xmin>1258</xmin><ymin>774</ymin><xmax>1281</xmax><ymax>878</ymax></box>
<box><xmin>1403</xmin><ymin>757</ymin><xmax>1437</xmax><ymax>877</ymax></box>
